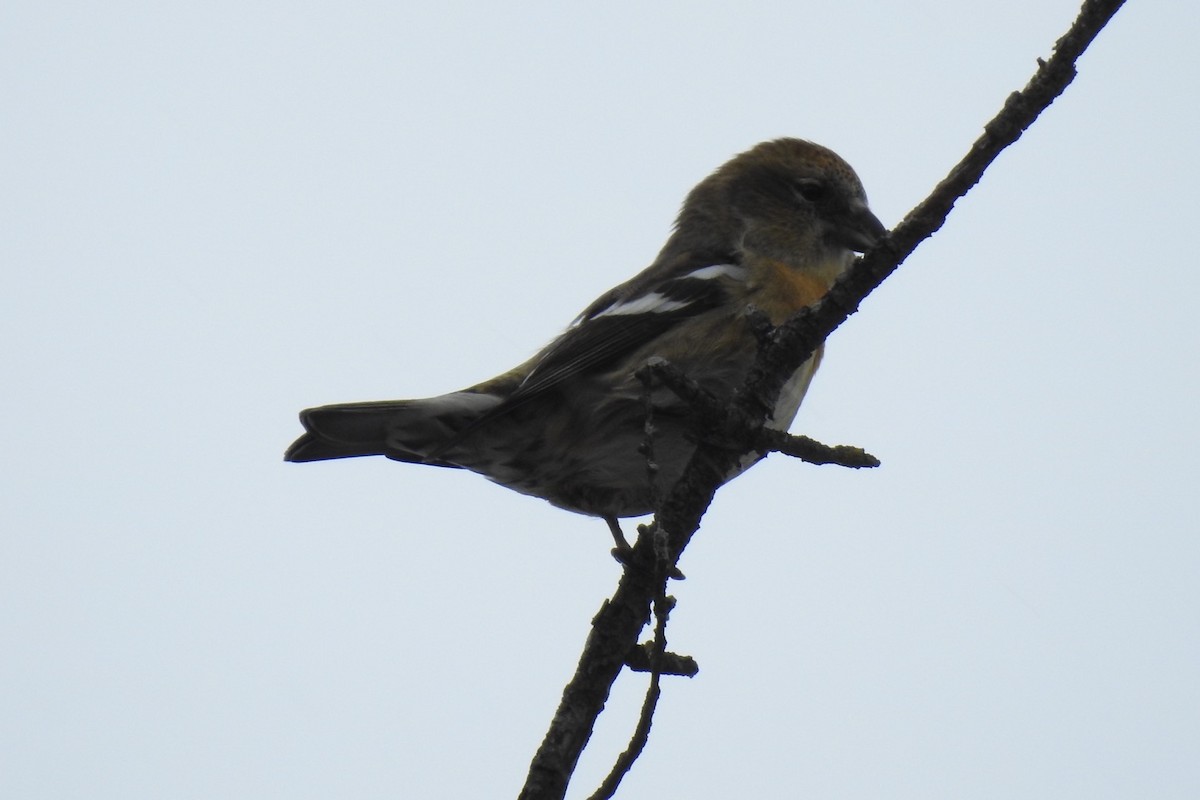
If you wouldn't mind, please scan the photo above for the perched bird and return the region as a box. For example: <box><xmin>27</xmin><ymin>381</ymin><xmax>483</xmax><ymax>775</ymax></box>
<box><xmin>286</xmin><ymin>138</ymin><xmax>885</xmax><ymax>548</ymax></box>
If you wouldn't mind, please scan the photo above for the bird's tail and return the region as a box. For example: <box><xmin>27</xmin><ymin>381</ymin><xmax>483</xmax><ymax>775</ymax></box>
<box><xmin>284</xmin><ymin>401</ymin><xmax>412</xmax><ymax>462</ymax></box>
<box><xmin>284</xmin><ymin>393</ymin><xmax>503</xmax><ymax>467</ymax></box>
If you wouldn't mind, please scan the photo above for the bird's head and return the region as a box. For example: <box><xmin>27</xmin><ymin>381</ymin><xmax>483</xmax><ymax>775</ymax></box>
<box><xmin>672</xmin><ymin>138</ymin><xmax>886</xmax><ymax>270</ymax></box>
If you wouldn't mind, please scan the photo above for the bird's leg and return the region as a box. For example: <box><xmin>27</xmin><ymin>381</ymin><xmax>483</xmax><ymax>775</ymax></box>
<box><xmin>605</xmin><ymin>515</ymin><xmax>635</xmax><ymax>565</ymax></box>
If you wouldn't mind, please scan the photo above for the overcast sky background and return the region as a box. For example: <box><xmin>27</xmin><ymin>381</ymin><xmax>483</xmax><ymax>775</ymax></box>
<box><xmin>3</xmin><ymin>1</ymin><xmax>1198</xmax><ymax>798</ymax></box>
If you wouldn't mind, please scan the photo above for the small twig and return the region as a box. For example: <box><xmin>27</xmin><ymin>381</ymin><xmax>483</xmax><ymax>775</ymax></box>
<box><xmin>587</xmin><ymin>581</ymin><xmax>676</xmax><ymax>800</ymax></box>
<box><xmin>757</xmin><ymin>429</ymin><xmax>881</xmax><ymax>469</ymax></box>
<box><xmin>623</xmin><ymin>644</ymin><xmax>699</xmax><ymax>677</ymax></box>
<box><xmin>637</xmin><ymin>363</ymin><xmax>662</xmax><ymax>514</ymax></box>
<box><xmin>640</xmin><ymin>359</ymin><xmax>879</xmax><ymax>469</ymax></box>
<box><xmin>592</xmin><ymin>374</ymin><xmax>695</xmax><ymax>799</ymax></box>
<box><xmin>637</xmin><ymin>358</ymin><xmax>726</xmax><ymax>428</ymax></box>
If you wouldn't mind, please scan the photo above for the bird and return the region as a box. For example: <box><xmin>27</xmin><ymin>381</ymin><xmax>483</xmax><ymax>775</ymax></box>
<box><xmin>285</xmin><ymin>138</ymin><xmax>885</xmax><ymax>551</ymax></box>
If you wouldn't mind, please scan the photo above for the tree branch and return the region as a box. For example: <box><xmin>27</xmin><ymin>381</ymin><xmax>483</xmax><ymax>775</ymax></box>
<box><xmin>758</xmin><ymin>429</ymin><xmax>880</xmax><ymax>469</ymax></box>
<box><xmin>639</xmin><ymin>358</ymin><xmax>881</xmax><ymax>469</ymax></box>
<box><xmin>517</xmin><ymin>2</ymin><xmax>1126</xmax><ymax>798</ymax></box>
<box><xmin>586</xmin><ymin>591</ymin><xmax>676</xmax><ymax>800</ymax></box>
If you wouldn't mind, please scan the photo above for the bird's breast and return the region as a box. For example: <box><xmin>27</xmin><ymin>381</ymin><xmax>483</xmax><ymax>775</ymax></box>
<box><xmin>748</xmin><ymin>257</ymin><xmax>846</xmax><ymax>325</ymax></box>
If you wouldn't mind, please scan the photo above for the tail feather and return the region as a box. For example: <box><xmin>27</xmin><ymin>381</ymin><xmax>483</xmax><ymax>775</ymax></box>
<box><xmin>285</xmin><ymin>433</ymin><xmax>383</xmax><ymax>462</ymax></box>
<box><xmin>284</xmin><ymin>402</ymin><xmax>411</xmax><ymax>462</ymax></box>
<box><xmin>284</xmin><ymin>393</ymin><xmax>503</xmax><ymax>467</ymax></box>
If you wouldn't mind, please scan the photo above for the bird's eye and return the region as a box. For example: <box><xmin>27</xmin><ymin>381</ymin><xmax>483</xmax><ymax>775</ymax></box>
<box><xmin>793</xmin><ymin>179</ymin><xmax>826</xmax><ymax>203</ymax></box>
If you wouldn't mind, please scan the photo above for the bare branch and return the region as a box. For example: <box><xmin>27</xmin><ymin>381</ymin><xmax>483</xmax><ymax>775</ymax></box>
<box><xmin>518</xmin><ymin>3</ymin><xmax>1126</xmax><ymax>798</ymax></box>
<box><xmin>758</xmin><ymin>429</ymin><xmax>880</xmax><ymax>469</ymax></box>
<box><xmin>639</xmin><ymin>359</ymin><xmax>879</xmax><ymax>468</ymax></box>
<box><xmin>586</xmin><ymin>592</ymin><xmax>676</xmax><ymax>800</ymax></box>
<box><xmin>623</xmin><ymin>645</ymin><xmax>699</xmax><ymax>678</ymax></box>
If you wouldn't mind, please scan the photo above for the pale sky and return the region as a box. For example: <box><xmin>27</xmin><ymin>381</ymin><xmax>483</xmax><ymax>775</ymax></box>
<box><xmin>3</xmin><ymin>1</ymin><xmax>1198</xmax><ymax>798</ymax></box>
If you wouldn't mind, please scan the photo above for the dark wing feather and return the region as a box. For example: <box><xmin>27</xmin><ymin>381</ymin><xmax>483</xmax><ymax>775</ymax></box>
<box><xmin>508</xmin><ymin>254</ymin><xmax>741</xmax><ymax>402</ymax></box>
<box><xmin>434</xmin><ymin>252</ymin><xmax>742</xmax><ymax>452</ymax></box>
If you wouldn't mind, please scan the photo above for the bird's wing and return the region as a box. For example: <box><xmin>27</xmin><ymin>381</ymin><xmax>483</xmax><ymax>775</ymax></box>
<box><xmin>427</xmin><ymin>254</ymin><xmax>746</xmax><ymax>456</ymax></box>
<box><xmin>507</xmin><ymin>256</ymin><xmax>747</xmax><ymax>402</ymax></box>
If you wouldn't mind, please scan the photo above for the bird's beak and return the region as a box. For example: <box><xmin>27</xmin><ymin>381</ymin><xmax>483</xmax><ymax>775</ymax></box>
<box><xmin>835</xmin><ymin>201</ymin><xmax>887</xmax><ymax>253</ymax></box>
